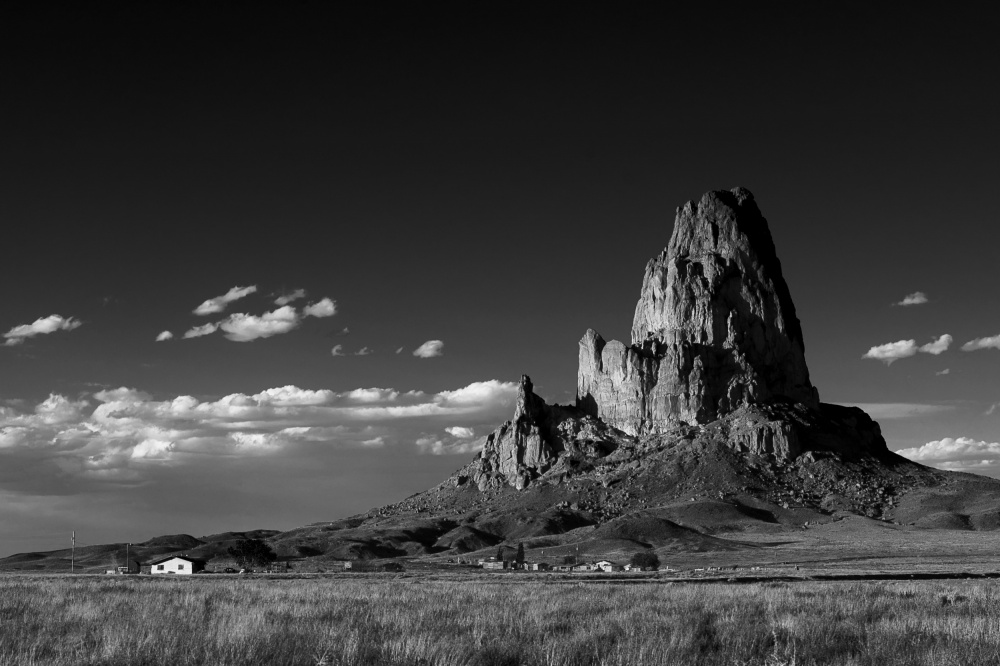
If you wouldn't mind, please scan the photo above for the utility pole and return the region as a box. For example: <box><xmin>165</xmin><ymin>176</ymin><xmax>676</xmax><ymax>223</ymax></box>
<box><xmin>71</xmin><ymin>531</ymin><xmax>75</xmax><ymax>573</ymax></box>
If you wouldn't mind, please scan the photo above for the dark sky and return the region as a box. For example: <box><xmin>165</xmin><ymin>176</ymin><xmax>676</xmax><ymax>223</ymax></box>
<box><xmin>2</xmin><ymin>5</ymin><xmax>999</xmax><ymax>555</ymax></box>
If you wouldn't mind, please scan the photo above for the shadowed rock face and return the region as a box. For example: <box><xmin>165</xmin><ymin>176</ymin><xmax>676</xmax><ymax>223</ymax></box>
<box><xmin>578</xmin><ymin>187</ymin><xmax>818</xmax><ymax>434</ymax></box>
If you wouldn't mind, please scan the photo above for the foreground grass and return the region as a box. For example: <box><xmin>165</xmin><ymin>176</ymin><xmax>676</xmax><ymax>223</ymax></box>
<box><xmin>3</xmin><ymin>575</ymin><xmax>1000</xmax><ymax>665</ymax></box>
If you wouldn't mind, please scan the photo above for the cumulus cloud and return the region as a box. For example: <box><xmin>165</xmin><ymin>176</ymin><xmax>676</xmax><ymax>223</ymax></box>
<box><xmin>919</xmin><ymin>334</ymin><xmax>952</xmax><ymax>355</ymax></box>
<box><xmin>843</xmin><ymin>403</ymin><xmax>954</xmax><ymax>419</ymax></box>
<box><xmin>331</xmin><ymin>345</ymin><xmax>345</xmax><ymax>356</ymax></box>
<box><xmin>961</xmin><ymin>335</ymin><xmax>1000</xmax><ymax>352</ymax></box>
<box><xmin>183</xmin><ymin>322</ymin><xmax>219</xmax><ymax>339</ymax></box>
<box><xmin>413</xmin><ymin>340</ymin><xmax>444</xmax><ymax>358</ymax></box>
<box><xmin>862</xmin><ymin>340</ymin><xmax>917</xmax><ymax>364</ymax></box>
<box><xmin>895</xmin><ymin>292</ymin><xmax>929</xmax><ymax>306</ymax></box>
<box><xmin>155</xmin><ymin>331</ymin><xmax>173</xmax><ymax>342</ymax></box>
<box><xmin>303</xmin><ymin>298</ymin><xmax>336</xmax><ymax>318</ymax></box>
<box><xmin>0</xmin><ymin>379</ymin><xmax>517</xmax><ymax>494</ymax></box>
<box><xmin>219</xmin><ymin>306</ymin><xmax>300</xmax><ymax>342</ymax></box>
<box><xmin>193</xmin><ymin>285</ymin><xmax>257</xmax><ymax>316</ymax></box>
<box><xmin>862</xmin><ymin>335</ymin><xmax>953</xmax><ymax>364</ymax></box>
<box><xmin>897</xmin><ymin>437</ymin><xmax>1000</xmax><ymax>474</ymax></box>
<box><xmin>274</xmin><ymin>289</ymin><xmax>306</xmax><ymax>306</ymax></box>
<box><xmin>3</xmin><ymin>315</ymin><xmax>82</xmax><ymax>346</ymax></box>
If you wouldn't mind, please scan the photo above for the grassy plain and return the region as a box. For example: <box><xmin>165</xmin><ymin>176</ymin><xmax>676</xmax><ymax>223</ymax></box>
<box><xmin>4</xmin><ymin>574</ymin><xmax>1000</xmax><ymax>665</ymax></box>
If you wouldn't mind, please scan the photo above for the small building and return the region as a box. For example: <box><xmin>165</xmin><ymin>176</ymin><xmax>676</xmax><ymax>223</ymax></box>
<box><xmin>595</xmin><ymin>561</ymin><xmax>623</xmax><ymax>572</ymax></box>
<box><xmin>149</xmin><ymin>555</ymin><xmax>206</xmax><ymax>575</ymax></box>
<box><xmin>482</xmin><ymin>560</ymin><xmax>508</xmax><ymax>570</ymax></box>
<box><xmin>116</xmin><ymin>558</ymin><xmax>141</xmax><ymax>574</ymax></box>
<box><xmin>571</xmin><ymin>563</ymin><xmax>595</xmax><ymax>572</ymax></box>
<box><xmin>529</xmin><ymin>563</ymin><xmax>550</xmax><ymax>571</ymax></box>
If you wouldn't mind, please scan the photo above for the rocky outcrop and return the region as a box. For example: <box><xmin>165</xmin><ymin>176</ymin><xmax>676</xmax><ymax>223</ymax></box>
<box><xmin>473</xmin><ymin>376</ymin><xmax>559</xmax><ymax>491</ymax></box>
<box><xmin>578</xmin><ymin>187</ymin><xmax>819</xmax><ymax>435</ymax></box>
<box><xmin>469</xmin><ymin>187</ymin><xmax>886</xmax><ymax>490</ymax></box>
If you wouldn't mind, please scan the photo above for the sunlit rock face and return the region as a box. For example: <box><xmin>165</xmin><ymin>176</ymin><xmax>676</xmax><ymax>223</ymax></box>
<box><xmin>578</xmin><ymin>187</ymin><xmax>819</xmax><ymax>435</ymax></box>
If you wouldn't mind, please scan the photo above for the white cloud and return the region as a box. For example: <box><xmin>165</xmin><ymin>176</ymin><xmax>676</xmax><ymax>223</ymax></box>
<box><xmin>0</xmin><ymin>379</ymin><xmax>517</xmax><ymax>493</ymax></box>
<box><xmin>862</xmin><ymin>340</ymin><xmax>917</xmax><ymax>364</ymax></box>
<box><xmin>3</xmin><ymin>315</ymin><xmax>82</xmax><ymax>346</ymax></box>
<box><xmin>416</xmin><ymin>435</ymin><xmax>485</xmax><ymax>456</ymax></box>
<box><xmin>863</xmin><ymin>335</ymin><xmax>953</xmax><ymax>364</ymax></box>
<box><xmin>348</xmin><ymin>388</ymin><xmax>399</xmax><ymax>403</ymax></box>
<box><xmin>193</xmin><ymin>285</ymin><xmax>257</xmax><ymax>316</ymax></box>
<box><xmin>303</xmin><ymin>298</ymin><xmax>336</xmax><ymax>318</ymax></box>
<box><xmin>183</xmin><ymin>322</ymin><xmax>219</xmax><ymax>339</ymax></box>
<box><xmin>413</xmin><ymin>340</ymin><xmax>444</xmax><ymax>358</ymax></box>
<box><xmin>274</xmin><ymin>289</ymin><xmax>306</xmax><ymax>306</ymax></box>
<box><xmin>897</xmin><ymin>437</ymin><xmax>1000</xmax><ymax>474</ymax></box>
<box><xmin>961</xmin><ymin>335</ymin><xmax>1000</xmax><ymax>352</ymax></box>
<box><xmin>936</xmin><ymin>368</ymin><xmax>951</xmax><ymax>376</ymax></box>
<box><xmin>986</xmin><ymin>403</ymin><xmax>1000</xmax><ymax>416</ymax></box>
<box><xmin>355</xmin><ymin>347</ymin><xmax>373</xmax><ymax>356</ymax></box>
<box><xmin>396</xmin><ymin>347</ymin><xmax>404</xmax><ymax>354</ymax></box>
<box><xmin>219</xmin><ymin>306</ymin><xmax>299</xmax><ymax>342</ymax></box>
<box><xmin>895</xmin><ymin>292</ymin><xmax>928</xmax><ymax>306</ymax></box>
<box><xmin>842</xmin><ymin>403</ymin><xmax>954</xmax><ymax>419</ymax></box>
<box><xmin>155</xmin><ymin>331</ymin><xmax>173</xmax><ymax>342</ymax></box>
<box><xmin>331</xmin><ymin>345</ymin><xmax>345</xmax><ymax>356</ymax></box>
<box><xmin>919</xmin><ymin>334</ymin><xmax>952</xmax><ymax>355</ymax></box>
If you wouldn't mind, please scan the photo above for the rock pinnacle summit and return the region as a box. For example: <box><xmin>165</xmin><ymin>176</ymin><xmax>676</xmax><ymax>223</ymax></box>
<box><xmin>578</xmin><ymin>187</ymin><xmax>819</xmax><ymax>435</ymax></box>
<box><xmin>469</xmin><ymin>187</ymin><xmax>886</xmax><ymax>491</ymax></box>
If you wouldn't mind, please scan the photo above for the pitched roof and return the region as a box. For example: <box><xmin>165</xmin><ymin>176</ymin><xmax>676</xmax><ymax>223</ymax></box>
<box><xmin>147</xmin><ymin>554</ymin><xmax>207</xmax><ymax>566</ymax></box>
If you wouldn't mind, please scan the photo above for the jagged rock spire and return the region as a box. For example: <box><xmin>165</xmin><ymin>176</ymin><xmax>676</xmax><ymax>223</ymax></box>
<box><xmin>579</xmin><ymin>187</ymin><xmax>818</xmax><ymax>434</ymax></box>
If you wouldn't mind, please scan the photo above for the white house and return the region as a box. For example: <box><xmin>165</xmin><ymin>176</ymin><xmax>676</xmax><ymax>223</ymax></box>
<box><xmin>149</xmin><ymin>555</ymin><xmax>206</xmax><ymax>575</ymax></box>
<box><xmin>595</xmin><ymin>561</ymin><xmax>623</xmax><ymax>572</ymax></box>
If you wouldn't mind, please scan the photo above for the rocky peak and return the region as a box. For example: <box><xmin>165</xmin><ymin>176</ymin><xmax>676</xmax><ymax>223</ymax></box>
<box><xmin>578</xmin><ymin>187</ymin><xmax>818</xmax><ymax>434</ymax></box>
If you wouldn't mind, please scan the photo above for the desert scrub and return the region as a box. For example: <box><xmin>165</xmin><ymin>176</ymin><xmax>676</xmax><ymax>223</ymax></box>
<box><xmin>2</xmin><ymin>575</ymin><xmax>1000</xmax><ymax>665</ymax></box>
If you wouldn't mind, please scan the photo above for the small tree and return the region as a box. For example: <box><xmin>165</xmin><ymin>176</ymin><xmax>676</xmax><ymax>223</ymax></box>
<box><xmin>496</xmin><ymin>545</ymin><xmax>505</xmax><ymax>562</ymax></box>
<box><xmin>227</xmin><ymin>539</ymin><xmax>277</xmax><ymax>570</ymax></box>
<box><xmin>562</xmin><ymin>554</ymin><xmax>577</xmax><ymax>565</ymax></box>
<box><xmin>515</xmin><ymin>543</ymin><xmax>525</xmax><ymax>566</ymax></box>
<box><xmin>630</xmin><ymin>551</ymin><xmax>660</xmax><ymax>570</ymax></box>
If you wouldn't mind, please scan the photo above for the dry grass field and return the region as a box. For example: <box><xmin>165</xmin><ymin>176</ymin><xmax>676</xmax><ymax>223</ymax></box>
<box><xmin>3</xmin><ymin>574</ymin><xmax>1000</xmax><ymax>665</ymax></box>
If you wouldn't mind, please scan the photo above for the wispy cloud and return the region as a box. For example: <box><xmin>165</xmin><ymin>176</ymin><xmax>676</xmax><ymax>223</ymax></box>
<box><xmin>155</xmin><ymin>331</ymin><xmax>173</xmax><ymax>342</ymax></box>
<box><xmin>897</xmin><ymin>437</ymin><xmax>1000</xmax><ymax>475</ymax></box>
<box><xmin>961</xmin><ymin>335</ymin><xmax>1000</xmax><ymax>352</ymax></box>
<box><xmin>355</xmin><ymin>347</ymin><xmax>373</xmax><ymax>356</ymax></box>
<box><xmin>416</xmin><ymin>435</ymin><xmax>485</xmax><ymax>456</ymax></box>
<box><xmin>193</xmin><ymin>285</ymin><xmax>257</xmax><ymax>316</ymax></box>
<box><xmin>331</xmin><ymin>345</ymin><xmax>345</xmax><ymax>357</ymax></box>
<box><xmin>274</xmin><ymin>289</ymin><xmax>306</xmax><ymax>306</ymax></box>
<box><xmin>862</xmin><ymin>335</ymin><xmax>952</xmax><ymax>364</ymax></box>
<box><xmin>183</xmin><ymin>322</ymin><xmax>219</xmax><ymax>339</ymax></box>
<box><xmin>842</xmin><ymin>403</ymin><xmax>954</xmax><ymax>419</ymax></box>
<box><xmin>936</xmin><ymin>368</ymin><xmax>950</xmax><ymax>376</ymax></box>
<box><xmin>895</xmin><ymin>292</ymin><xmax>929</xmax><ymax>306</ymax></box>
<box><xmin>303</xmin><ymin>298</ymin><xmax>336</xmax><ymax>318</ymax></box>
<box><xmin>413</xmin><ymin>340</ymin><xmax>444</xmax><ymax>358</ymax></box>
<box><xmin>3</xmin><ymin>315</ymin><xmax>82</xmax><ymax>346</ymax></box>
